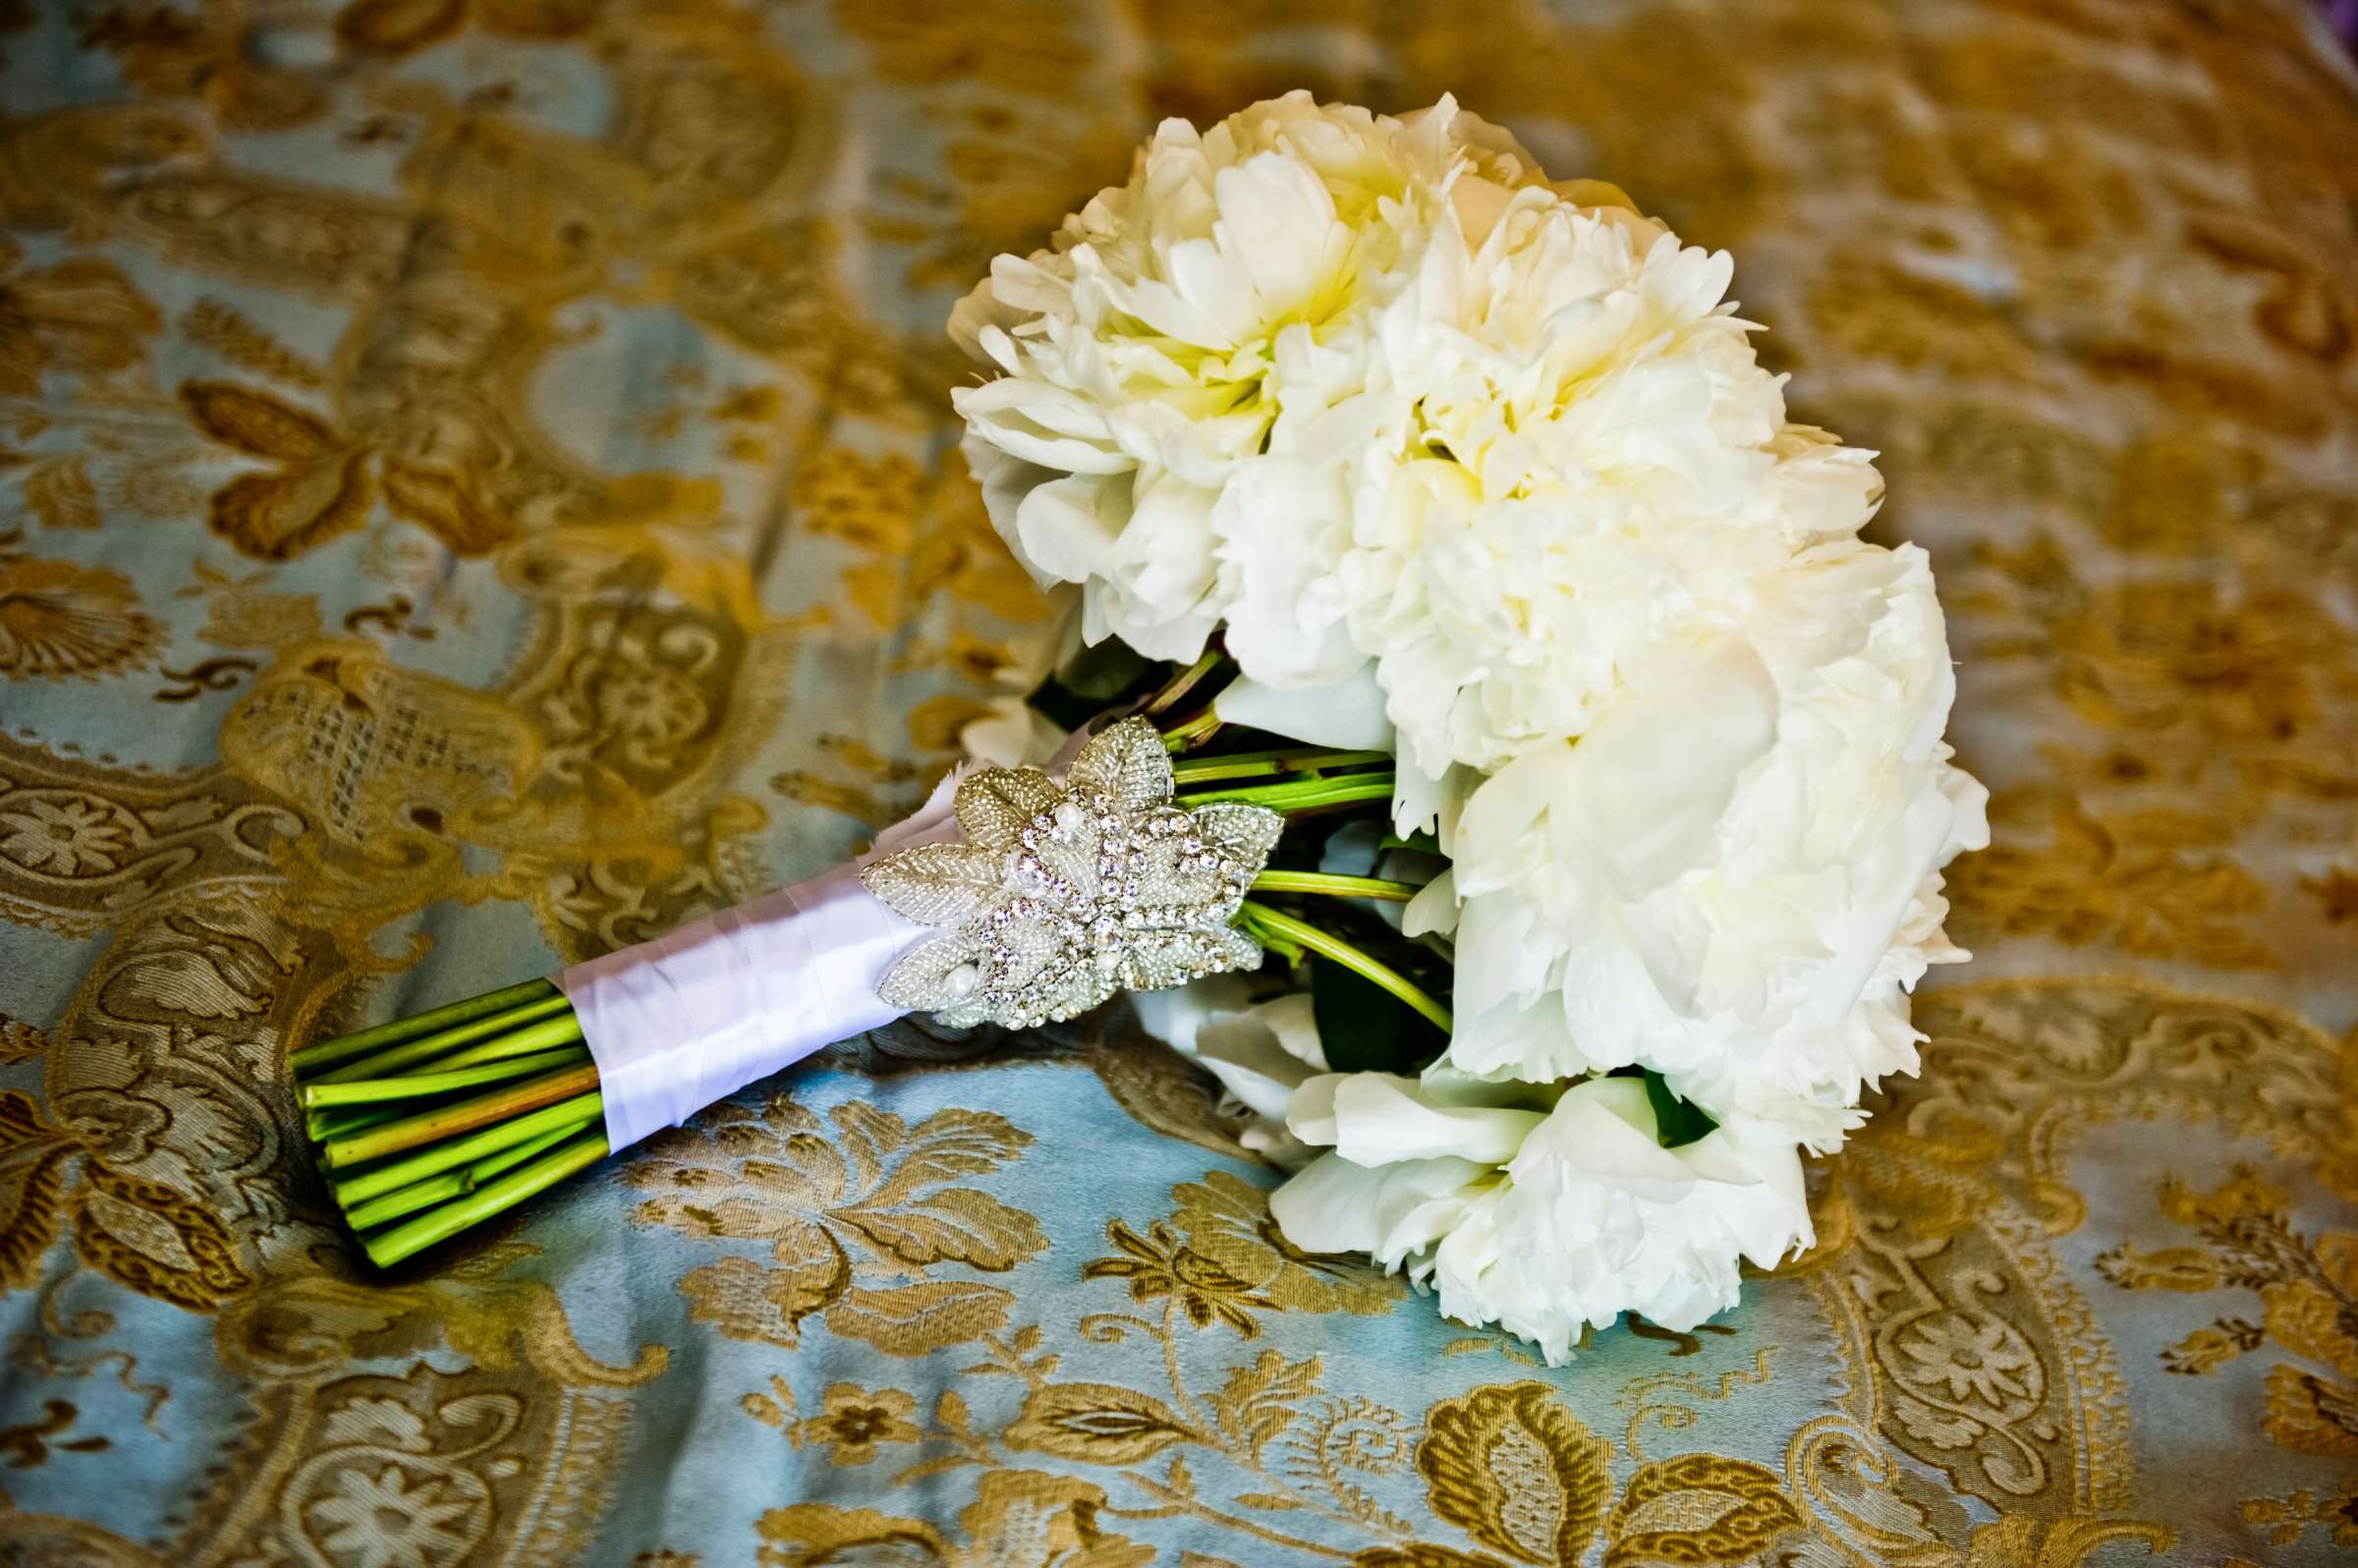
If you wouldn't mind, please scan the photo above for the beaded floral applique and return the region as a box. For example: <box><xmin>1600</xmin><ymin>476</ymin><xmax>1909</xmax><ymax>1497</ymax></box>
<box><xmin>862</xmin><ymin>717</ymin><xmax>1283</xmax><ymax>1030</ymax></box>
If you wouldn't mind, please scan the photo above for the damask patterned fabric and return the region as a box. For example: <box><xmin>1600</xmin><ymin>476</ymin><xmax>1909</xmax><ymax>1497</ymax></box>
<box><xmin>3</xmin><ymin>2</ymin><xmax>2356</xmax><ymax>1564</ymax></box>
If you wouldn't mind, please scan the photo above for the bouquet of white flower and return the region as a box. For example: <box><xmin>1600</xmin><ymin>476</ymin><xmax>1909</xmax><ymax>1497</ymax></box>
<box><xmin>287</xmin><ymin>92</ymin><xmax>1984</xmax><ymax>1364</ymax></box>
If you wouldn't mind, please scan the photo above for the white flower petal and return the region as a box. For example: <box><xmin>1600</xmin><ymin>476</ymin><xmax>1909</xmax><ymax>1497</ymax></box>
<box><xmin>953</xmin><ymin>378</ymin><xmax>1132</xmax><ymax>475</ymax></box>
<box><xmin>1191</xmin><ymin>994</ymin><xmax>1323</xmax><ymax>1122</ymax></box>
<box><xmin>1211</xmin><ymin>153</ymin><xmax>1345</xmax><ymax>317</ymax></box>
<box><xmin>1214</xmin><ymin>667</ymin><xmax>1394</xmax><ymax>752</ymax></box>
<box><xmin>960</xmin><ymin>696</ymin><xmax>1069</xmax><ymax>769</ymax></box>
<box><xmin>1013</xmin><ymin>473</ymin><xmax>1129</xmax><ymax>584</ymax></box>
<box><xmin>1269</xmin><ymin>1151</ymin><xmax>1490</xmax><ymax>1269</ymax></box>
<box><xmin>1319</xmin><ymin>1073</ymin><xmax>1547</xmax><ymax>1166</ymax></box>
<box><xmin>1401</xmin><ymin>867</ymin><xmax>1458</xmax><ymax>938</ymax></box>
<box><xmin>1435</xmin><ymin>1083</ymin><xmax>1811</xmax><ymax>1361</ymax></box>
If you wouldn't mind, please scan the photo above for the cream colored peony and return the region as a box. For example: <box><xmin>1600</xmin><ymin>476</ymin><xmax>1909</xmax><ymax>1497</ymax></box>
<box><xmin>950</xmin><ymin>90</ymin><xmax>1634</xmax><ymax>675</ymax></box>
<box><xmin>1269</xmin><ymin>1074</ymin><xmax>1812</xmax><ymax>1365</ymax></box>
<box><xmin>951</xmin><ymin>92</ymin><xmax>1875</xmax><ymax>787</ymax></box>
<box><xmin>1431</xmin><ymin>539</ymin><xmax>1989</xmax><ymax>1149</ymax></box>
<box><xmin>956</xmin><ymin>90</ymin><xmax>1985</xmax><ymax>1355</ymax></box>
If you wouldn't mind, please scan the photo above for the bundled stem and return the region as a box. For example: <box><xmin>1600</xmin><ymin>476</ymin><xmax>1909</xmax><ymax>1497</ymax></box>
<box><xmin>292</xmin><ymin>727</ymin><xmax>1435</xmax><ymax>1268</ymax></box>
<box><xmin>1158</xmin><ymin>707</ymin><xmax>1224</xmax><ymax>751</ymax></box>
<box><xmin>289</xmin><ymin>978</ymin><xmax>559</xmax><ymax>1076</ymax></box>
<box><xmin>290</xmin><ymin>985</ymin><xmax>613</xmax><ymax>1267</ymax></box>
<box><xmin>1175</xmin><ymin>771</ymin><xmax>1396</xmax><ymax>814</ymax></box>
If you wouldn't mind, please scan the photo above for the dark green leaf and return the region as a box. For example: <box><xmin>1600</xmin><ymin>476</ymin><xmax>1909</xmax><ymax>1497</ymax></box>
<box><xmin>1261</xmin><ymin>812</ymin><xmax>1346</xmax><ymax>872</ymax></box>
<box><xmin>1641</xmin><ymin>1071</ymin><xmax>1717</xmax><ymax>1148</ymax></box>
<box><xmin>1057</xmin><ymin>638</ymin><xmax>1153</xmax><ymax>699</ymax></box>
<box><xmin>1027</xmin><ymin>679</ymin><xmax>1109</xmax><ymax>735</ymax></box>
<box><xmin>1312</xmin><ymin>958</ymin><xmax>1447</xmax><ymax>1075</ymax></box>
<box><xmin>1025</xmin><ymin>641</ymin><xmax>1160</xmax><ymax>732</ymax></box>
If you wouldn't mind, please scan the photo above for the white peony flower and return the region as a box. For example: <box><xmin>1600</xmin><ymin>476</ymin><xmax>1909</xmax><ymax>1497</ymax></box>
<box><xmin>1131</xmin><ymin>977</ymin><xmax>1329</xmax><ymax>1165</ymax></box>
<box><xmin>1334</xmin><ymin>194</ymin><xmax>1794</xmax><ymax>787</ymax></box>
<box><xmin>953</xmin><ymin>90</ymin><xmax>1915</xmax><ymax>824</ymax></box>
<box><xmin>1432</xmin><ymin>540</ymin><xmax>1988</xmax><ymax>1148</ymax></box>
<box><xmin>954</xmin><ymin>93</ymin><xmax>1437</xmax><ymax>664</ymax></box>
<box><xmin>1270</xmin><ymin>1074</ymin><xmax>1811</xmax><ymax>1365</ymax></box>
<box><xmin>950</xmin><ymin>91</ymin><xmax>1638</xmax><ymax>683</ymax></box>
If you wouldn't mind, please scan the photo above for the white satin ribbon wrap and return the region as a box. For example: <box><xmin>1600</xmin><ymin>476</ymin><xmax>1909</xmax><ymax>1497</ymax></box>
<box><xmin>554</xmin><ymin>777</ymin><xmax>961</xmax><ymax>1153</ymax></box>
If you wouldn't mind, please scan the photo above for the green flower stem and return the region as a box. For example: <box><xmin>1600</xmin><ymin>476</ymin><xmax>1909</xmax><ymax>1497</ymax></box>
<box><xmin>300</xmin><ymin>1045</ymin><xmax>591</xmax><ymax>1109</ymax></box>
<box><xmin>1235</xmin><ymin>900</ymin><xmax>1453</xmax><ymax>1035</ymax></box>
<box><xmin>1139</xmin><ymin>647</ymin><xmax>1225</xmax><ymax>717</ymax></box>
<box><xmin>1168</xmin><ymin>749</ymin><xmax>1392</xmax><ymax>785</ymax></box>
<box><xmin>306</xmin><ymin>1103</ymin><xmax>409</xmax><ymax>1142</ymax></box>
<box><xmin>332</xmin><ymin>1091</ymin><xmax>607</xmax><ymax>1205</ymax></box>
<box><xmin>455</xmin><ymin>1114</ymin><xmax>598</xmax><ymax>1182</ymax></box>
<box><xmin>341</xmin><ymin>1117</ymin><xmax>597</xmax><ymax>1231</ymax></box>
<box><xmin>310</xmin><ymin>990</ymin><xmax>575</xmax><ymax>1084</ymax></box>
<box><xmin>343</xmin><ymin>1175</ymin><xmax>461</xmax><ymax>1232</ymax></box>
<box><xmin>387</xmin><ymin>1012</ymin><xmax>586</xmax><ymax>1077</ymax></box>
<box><xmin>361</xmin><ymin>1127</ymin><xmax>610</xmax><ymax>1269</ymax></box>
<box><xmin>1158</xmin><ymin>706</ymin><xmax>1224</xmax><ymax>752</ymax></box>
<box><xmin>292</xmin><ymin>710</ymin><xmax>1423</xmax><ymax>1265</ymax></box>
<box><xmin>322</xmin><ymin>1063</ymin><xmax>603</xmax><ymax>1170</ymax></box>
<box><xmin>288</xmin><ymin>978</ymin><xmax>559</xmax><ymax>1075</ymax></box>
<box><xmin>1174</xmin><ymin>771</ymin><xmax>1396</xmax><ymax>814</ymax></box>
<box><xmin>1248</xmin><ymin>870</ymin><xmax>1422</xmax><ymax>902</ymax></box>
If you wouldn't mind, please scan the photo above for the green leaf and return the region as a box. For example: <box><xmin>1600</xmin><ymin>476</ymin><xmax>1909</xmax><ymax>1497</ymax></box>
<box><xmin>1056</xmin><ymin>638</ymin><xmax>1153</xmax><ymax>699</ymax></box>
<box><xmin>1027</xmin><ymin>678</ymin><xmax>1109</xmax><ymax>735</ymax></box>
<box><xmin>1312</xmin><ymin>958</ymin><xmax>1447</xmax><ymax>1074</ymax></box>
<box><xmin>1262</xmin><ymin>812</ymin><xmax>1343</xmax><ymax>873</ymax></box>
<box><xmin>1378</xmin><ymin>829</ymin><xmax>1443</xmax><ymax>857</ymax></box>
<box><xmin>1641</xmin><ymin>1071</ymin><xmax>1716</xmax><ymax>1148</ymax></box>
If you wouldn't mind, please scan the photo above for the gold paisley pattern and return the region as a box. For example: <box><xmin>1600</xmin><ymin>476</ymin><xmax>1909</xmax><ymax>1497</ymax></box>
<box><xmin>627</xmin><ymin>1095</ymin><xmax>1048</xmax><ymax>1356</ymax></box>
<box><xmin>0</xmin><ymin>238</ymin><xmax>161</xmax><ymax>399</ymax></box>
<box><xmin>0</xmin><ymin>0</ymin><xmax>2354</xmax><ymax>1563</ymax></box>
<box><xmin>0</xmin><ymin>551</ymin><xmax>160</xmax><ymax>680</ymax></box>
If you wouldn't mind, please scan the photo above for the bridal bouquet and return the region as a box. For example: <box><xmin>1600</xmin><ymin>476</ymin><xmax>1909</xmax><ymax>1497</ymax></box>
<box><xmin>289</xmin><ymin>92</ymin><xmax>1985</xmax><ymax>1364</ymax></box>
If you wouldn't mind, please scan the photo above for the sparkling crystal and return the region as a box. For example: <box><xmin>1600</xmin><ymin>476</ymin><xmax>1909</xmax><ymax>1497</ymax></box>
<box><xmin>864</xmin><ymin>716</ymin><xmax>1282</xmax><ymax>1029</ymax></box>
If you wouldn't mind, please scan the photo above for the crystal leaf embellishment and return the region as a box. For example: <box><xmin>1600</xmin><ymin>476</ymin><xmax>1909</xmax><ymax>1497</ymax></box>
<box><xmin>863</xmin><ymin>716</ymin><xmax>1283</xmax><ymax>1030</ymax></box>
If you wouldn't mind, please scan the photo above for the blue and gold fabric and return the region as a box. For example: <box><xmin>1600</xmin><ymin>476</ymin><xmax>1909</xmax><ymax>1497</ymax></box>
<box><xmin>3</xmin><ymin>1</ymin><xmax>2356</xmax><ymax>1563</ymax></box>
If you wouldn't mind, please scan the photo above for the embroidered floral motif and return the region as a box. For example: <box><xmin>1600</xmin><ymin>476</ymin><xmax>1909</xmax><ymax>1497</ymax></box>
<box><xmin>0</xmin><ymin>240</ymin><xmax>159</xmax><ymax>396</ymax></box>
<box><xmin>628</xmin><ymin>1095</ymin><xmax>1047</xmax><ymax>1357</ymax></box>
<box><xmin>2101</xmin><ymin>1167</ymin><xmax>2358</xmax><ymax>1463</ymax></box>
<box><xmin>0</xmin><ymin>554</ymin><xmax>160</xmax><ymax>680</ymax></box>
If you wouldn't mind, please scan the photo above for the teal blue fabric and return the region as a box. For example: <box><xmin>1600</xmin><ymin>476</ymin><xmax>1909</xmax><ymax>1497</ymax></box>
<box><xmin>5</xmin><ymin>2</ymin><xmax>2358</xmax><ymax>1563</ymax></box>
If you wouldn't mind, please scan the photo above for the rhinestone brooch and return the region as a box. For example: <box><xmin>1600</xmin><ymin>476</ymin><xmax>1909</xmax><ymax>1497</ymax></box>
<box><xmin>861</xmin><ymin>716</ymin><xmax>1284</xmax><ymax>1031</ymax></box>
